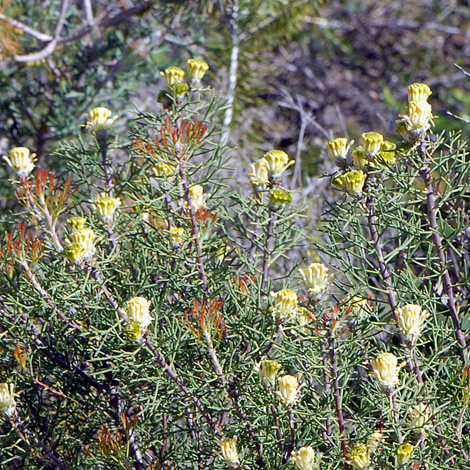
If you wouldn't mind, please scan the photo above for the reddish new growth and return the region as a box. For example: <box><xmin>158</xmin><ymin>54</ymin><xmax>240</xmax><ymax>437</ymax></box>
<box><xmin>185</xmin><ymin>299</ymin><xmax>225</xmax><ymax>342</ymax></box>
<box><xmin>133</xmin><ymin>116</ymin><xmax>208</xmax><ymax>163</ymax></box>
<box><xmin>0</xmin><ymin>224</ymin><xmax>44</xmax><ymax>275</ymax></box>
<box><xmin>98</xmin><ymin>425</ymin><xmax>124</xmax><ymax>460</ymax></box>
<box><xmin>233</xmin><ymin>275</ymin><xmax>256</xmax><ymax>294</ymax></box>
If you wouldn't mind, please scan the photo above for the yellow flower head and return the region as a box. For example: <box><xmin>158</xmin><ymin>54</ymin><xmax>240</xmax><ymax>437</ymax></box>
<box><xmin>299</xmin><ymin>263</ymin><xmax>329</xmax><ymax>297</ymax></box>
<box><xmin>362</xmin><ymin>132</ymin><xmax>384</xmax><ymax>156</ymax></box>
<box><xmin>277</xmin><ymin>375</ymin><xmax>300</xmax><ymax>405</ymax></box>
<box><xmin>152</xmin><ymin>162</ymin><xmax>175</xmax><ymax>177</ymax></box>
<box><xmin>408</xmin><ymin>403</ymin><xmax>431</xmax><ymax>434</ymax></box>
<box><xmin>189</xmin><ymin>184</ymin><xmax>209</xmax><ymax>212</ymax></box>
<box><xmin>349</xmin><ymin>296</ymin><xmax>372</xmax><ymax>321</ymax></box>
<box><xmin>371</xmin><ymin>352</ymin><xmax>400</xmax><ymax>393</ymax></box>
<box><xmin>85</xmin><ymin>107</ymin><xmax>118</xmax><ymax>134</ymax></box>
<box><xmin>250</xmin><ymin>159</ymin><xmax>269</xmax><ymax>188</ymax></box>
<box><xmin>67</xmin><ymin>216</ymin><xmax>86</xmax><ymax>231</ymax></box>
<box><xmin>347</xmin><ymin>443</ymin><xmax>371</xmax><ymax>470</ymax></box>
<box><xmin>396</xmin><ymin>443</ymin><xmax>413</xmax><ymax>465</ymax></box>
<box><xmin>160</xmin><ymin>66</ymin><xmax>186</xmax><ymax>88</ymax></box>
<box><xmin>126</xmin><ymin>297</ymin><xmax>153</xmax><ymax>336</ymax></box>
<box><xmin>271</xmin><ymin>288</ymin><xmax>298</xmax><ymax>319</ymax></box>
<box><xmin>3</xmin><ymin>147</ymin><xmax>36</xmax><ymax>178</ymax></box>
<box><xmin>187</xmin><ymin>58</ymin><xmax>209</xmax><ymax>82</ymax></box>
<box><xmin>351</xmin><ymin>146</ymin><xmax>373</xmax><ymax>171</ymax></box>
<box><xmin>94</xmin><ymin>192</ymin><xmax>121</xmax><ymax>221</ymax></box>
<box><xmin>399</xmin><ymin>100</ymin><xmax>433</xmax><ymax>133</ymax></box>
<box><xmin>170</xmin><ymin>226</ymin><xmax>185</xmax><ymax>246</ymax></box>
<box><xmin>334</xmin><ymin>170</ymin><xmax>367</xmax><ymax>196</ymax></box>
<box><xmin>261</xmin><ymin>150</ymin><xmax>294</xmax><ymax>178</ymax></box>
<box><xmin>291</xmin><ymin>446</ymin><xmax>320</xmax><ymax>470</ymax></box>
<box><xmin>269</xmin><ymin>189</ymin><xmax>293</xmax><ymax>206</ymax></box>
<box><xmin>327</xmin><ymin>137</ymin><xmax>354</xmax><ymax>162</ymax></box>
<box><xmin>396</xmin><ymin>304</ymin><xmax>429</xmax><ymax>346</ymax></box>
<box><xmin>219</xmin><ymin>437</ymin><xmax>240</xmax><ymax>467</ymax></box>
<box><xmin>366</xmin><ymin>432</ymin><xmax>384</xmax><ymax>453</ymax></box>
<box><xmin>64</xmin><ymin>242</ymin><xmax>86</xmax><ymax>264</ymax></box>
<box><xmin>407</xmin><ymin>83</ymin><xmax>432</xmax><ymax>103</ymax></box>
<box><xmin>168</xmin><ymin>82</ymin><xmax>189</xmax><ymax>98</ymax></box>
<box><xmin>255</xmin><ymin>359</ymin><xmax>281</xmax><ymax>384</ymax></box>
<box><xmin>70</xmin><ymin>227</ymin><xmax>95</xmax><ymax>257</ymax></box>
<box><xmin>378</xmin><ymin>141</ymin><xmax>396</xmax><ymax>165</ymax></box>
<box><xmin>0</xmin><ymin>383</ymin><xmax>16</xmax><ymax>417</ymax></box>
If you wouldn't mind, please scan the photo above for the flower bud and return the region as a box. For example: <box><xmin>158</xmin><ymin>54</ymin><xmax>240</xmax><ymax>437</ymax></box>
<box><xmin>378</xmin><ymin>141</ymin><xmax>396</xmax><ymax>165</ymax></box>
<box><xmin>3</xmin><ymin>147</ymin><xmax>36</xmax><ymax>178</ymax></box>
<box><xmin>366</xmin><ymin>432</ymin><xmax>384</xmax><ymax>453</ymax></box>
<box><xmin>255</xmin><ymin>359</ymin><xmax>281</xmax><ymax>384</ymax></box>
<box><xmin>396</xmin><ymin>443</ymin><xmax>413</xmax><ymax>465</ymax></box>
<box><xmin>160</xmin><ymin>66</ymin><xmax>186</xmax><ymax>87</ymax></box>
<box><xmin>277</xmin><ymin>375</ymin><xmax>300</xmax><ymax>405</ymax></box>
<box><xmin>152</xmin><ymin>162</ymin><xmax>175</xmax><ymax>177</ymax></box>
<box><xmin>0</xmin><ymin>383</ymin><xmax>16</xmax><ymax>417</ymax></box>
<box><xmin>351</xmin><ymin>146</ymin><xmax>372</xmax><ymax>171</ymax></box>
<box><xmin>261</xmin><ymin>150</ymin><xmax>294</xmax><ymax>178</ymax></box>
<box><xmin>250</xmin><ymin>159</ymin><xmax>269</xmax><ymax>188</ymax></box>
<box><xmin>371</xmin><ymin>352</ymin><xmax>400</xmax><ymax>393</ymax></box>
<box><xmin>94</xmin><ymin>192</ymin><xmax>121</xmax><ymax>221</ymax></box>
<box><xmin>407</xmin><ymin>83</ymin><xmax>432</xmax><ymax>103</ymax></box>
<box><xmin>362</xmin><ymin>132</ymin><xmax>384</xmax><ymax>156</ymax></box>
<box><xmin>271</xmin><ymin>289</ymin><xmax>298</xmax><ymax>319</ymax></box>
<box><xmin>347</xmin><ymin>443</ymin><xmax>371</xmax><ymax>470</ymax></box>
<box><xmin>269</xmin><ymin>189</ymin><xmax>292</xmax><ymax>206</ymax></box>
<box><xmin>291</xmin><ymin>446</ymin><xmax>320</xmax><ymax>470</ymax></box>
<box><xmin>168</xmin><ymin>82</ymin><xmax>189</xmax><ymax>98</ymax></box>
<box><xmin>85</xmin><ymin>107</ymin><xmax>118</xmax><ymax>134</ymax></box>
<box><xmin>219</xmin><ymin>437</ymin><xmax>239</xmax><ymax>467</ymax></box>
<box><xmin>71</xmin><ymin>228</ymin><xmax>95</xmax><ymax>257</ymax></box>
<box><xmin>126</xmin><ymin>297</ymin><xmax>153</xmax><ymax>330</ymax></box>
<box><xmin>187</xmin><ymin>58</ymin><xmax>209</xmax><ymax>82</ymax></box>
<box><xmin>333</xmin><ymin>170</ymin><xmax>367</xmax><ymax>196</ymax></box>
<box><xmin>299</xmin><ymin>263</ymin><xmax>329</xmax><ymax>297</ymax></box>
<box><xmin>349</xmin><ymin>296</ymin><xmax>372</xmax><ymax>321</ymax></box>
<box><xmin>188</xmin><ymin>184</ymin><xmax>209</xmax><ymax>212</ymax></box>
<box><xmin>327</xmin><ymin>137</ymin><xmax>354</xmax><ymax>163</ymax></box>
<box><xmin>395</xmin><ymin>304</ymin><xmax>428</xmax><ymax>346</ymax></box>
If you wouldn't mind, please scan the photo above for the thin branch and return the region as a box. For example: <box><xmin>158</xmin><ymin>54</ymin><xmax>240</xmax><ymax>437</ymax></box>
<box><xmin>0</xmin><ymin>14</ymin><xmax>52</xmax><ymax>42</ymax></box>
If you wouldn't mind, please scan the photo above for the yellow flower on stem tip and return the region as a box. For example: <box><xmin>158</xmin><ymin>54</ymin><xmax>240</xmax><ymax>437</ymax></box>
<box><xmin>291</xmin><ymin>446</ymin><xmax>320</xmax><ymax>470</ymax></box>
<box><xmin>85</xmin><ymin>107</ymin><xmax>118</xmax><ymax>134</ymax></box>
<box><xmin>160</xmin><ymin>66</ymin><xmax>186</xmax><ymax>87</ymax></box>
<box><xmin>219</xmin><ymin>437</ymin><xmax>240</xmax><ymax>467</ymax></box>
<box><xmin>327</xmin><ymin>137</ymin><xmax>354</xmax><ymax>163</ymax></box>
<box><xmin>395</xmin><ymin>304</ymin><xmax>429</xmax><ymax>346</ymax></box>
<box><xmin>351</xmin><ymin>146</ymin><xmax>373</xmax><ymax>171</ymax></box>
<box><xmin>0</xmin><ymin>383</ymin><xmax>16</xmax><ymax>417</ymax></box>
<box><xmin>277</xmin><ymin>375</ymin><xmax>300</xmax><ymax>405</ymax></box>
<box><xmin>250</xmin><ymin>159</ymin><xmax>269</xmax><ymax>188</ymax></box>
<box><xmin>396</xmin><ymin>443</ymin><xmax>413</xmax><ymax>465</ymax></box>
<box><xmin>407</xmin><ymin>83</ymin><xmax>432</xmax><ymax>103</ymax></box>
<box><xmin>408</xmin><ymin>403</ymin><xmax>431</xmax><ymax>434</ymax></box>
<box><xmin>362</xmin><ymin>132</ymin><xmax>384</xmax><ymax>156</ymax></box>
<box><xmin>371</xmin><ymin>352</ymin><xmax>400</xmax><ymax>393</ymax></box>
<box><xmin>70</xmin><ymin>228</ymin><xmax>95</xmax><ymax>257</ymax></box>
<box><xmin>125</xmin><ymin>297</ymin><xmax>153</xmax><ymax>340</ymax></box>
<box><xmin>3</xmin><ymin>147</ymin><xmax>36</xmax><ymax>178</ymax></box>
<box><xmin>261</xmin><ymin>150</ymin><xmax>294</xmax><ymax>178</ymax></box>
<box><xmin>399</xmin><ymin>100</ymin><xmax>434</xmax><ymax>133</ymax></box>
<box><xmin>67</xmin><ymin>216</ymin><xmax>87</xmax><ymax>231</ymax></box>
<box><xmin>188</xmin><ymin>184</ymin><xmax>209</xmax><ymax>212</ymax></box>
<box><xmin>334</xmin><ymin>170</ymin><xmax>367</xmax><ymax>196</ymax></box>
<box><xmin>299</xmin><ymin>263</ymin><xmax>329</xmax><ymax>297</ymax></box>
<box><xmin>64</xmin><ymin>242</ymin><xmax>86</xmax><ymax>264</ymax></box>
<box><xmin>347</xmin><ymin>443</ymin><xmax>371</xmax><ymax>470</ymax></box>
<box><xmin>187</xmin><ymin>58</ymin><xmax>209</xmax><ymax>82</ymax></box>
<box><xmin>349</xmin><ymin>296</ymin><xmax>372</xmax><ymax>321</ymax></box>
<box><xmin>94</xmin><ymin>192</ymin><xmax>121</xmax><ymax>221</ymax></box>
<box><xmin>152</xmin><ymin>162</ymin><xmax>175</xmax><ymax>177</ymax></box>
<box><xmin>271</xmin><ymin>289</ymin><xmax>298</xmax><ymax>319</ymax></box>
<box><xmin>255</xmin><ymin>359</ymin><xmax>281</xmax><ymax>384</ymax></box>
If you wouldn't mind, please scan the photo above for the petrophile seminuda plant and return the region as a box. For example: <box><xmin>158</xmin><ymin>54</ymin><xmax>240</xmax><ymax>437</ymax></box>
<box><xmin>1</xmin><ymin>64</ymin><xmax>470</xmax><ymax>470</ymax></box>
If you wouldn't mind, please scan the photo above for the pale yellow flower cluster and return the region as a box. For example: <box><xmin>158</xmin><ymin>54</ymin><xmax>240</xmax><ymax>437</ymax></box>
<box><xmin>250</xmin><ymin>150</ymin><xmax>294</xmax><ymax>190</ymax></box>
<box><xmin>219</xmin><ymin>437</ymin><xmax>240</xmax><ymax>467</ymax></box>
<box><xmin>64</xmin><ymin>217</ymin><xmax>96</xmax><ymax>264</ymax></box>
<box><xmin>0</xmin><ymin>383</ymin><xmax>16</xmax><ymax>417</ymax></box>
<box><xmin>299</xmin><ymin>262</ymin><xmax>330</xmax><ymax>298</ymax></box>
<box><xmin>398</xmin><ymin>83</ymin><xmax>434</xmax><ymax>138</ymax></box>
<box><xmin>85</xmin><ymin>107</ymin><xmax>118</xmax><ymax>134</ymax></box>
<box><xmin>395</xmin><ymin>304</ymin><xmax>429</xmax><ymax>346</ymax></box>
<box><xmin>93</xmin><ymin>192</ymin><xmax>121</xmax><ymax>222</ymax></box>
<box><xmin>290</xmin><ymin>446</ymin><xmax>321</xmax><ymax>470</ymax></box>
<box><xmin>160</xmin><ymin>58</ymin><xmax>210</xmax><ymax>89</ymax></box>
<box><xmin>3</xmin><ymin>147</ymin><xmax>36</xmax><ymax>178</ymax></box>
<box><xmin>124</xmin><ymin>297</ymin><xmax>153</xmax><ymax>341</ymax></box>
<box><xmin>188</xmin><ymin>184</ymin><xmax>209</xmax><ymax>212</ymax></box>
<box><xmin>371</xmin><ymin>352</ymin><xmax>400</xmax><ymax>394</ymax></box>
<box><xmin>347</xmin><ymin>443</ymin><xmax>371</xmax><ymax>470</ymax></box>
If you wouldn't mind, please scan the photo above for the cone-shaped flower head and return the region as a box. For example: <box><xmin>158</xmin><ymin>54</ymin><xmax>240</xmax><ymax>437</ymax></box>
<box><xmin>299</xmin><ymin>263</ymin><xmax>329</xmax><ymax>297</ymax></box>
<box><xmin>378</xmin><ymin>141</ymin><xmax>396</xmax><ymax>165</ymax></box>
<box><xmin>366</xmin><ymin>432</ymin><xmax>384</xmax><ymax>453</ymax></box>
<box><xmin>399</xmin><ymin>100</ymin><xmax>433</xmax><ymax>133</ymax></box>
<box><xmin>347</xmin><ymin>443</ymin><xmax>371</xmax><ymax>470</ymax></box>
<box><xmin>255</xmin><ymin>359</ymin><xmax>281</xmax><ymax>384</ymax></box>
<box><xmin>362</xmin><ymin>132</ymin><xmax>384</xmax><ymax>156</ymax></box>
<box><xmin>351</xmin><ymin>146</ymin><xmax>372</xmax><ymax>171</ymax></box>
<box><xmin>261</xmin><ymin>150</ymin><xmax>294</xmax><ymax>178</ymax></box>
<box><xmin>277</xmin><ymin>375</ymin><xmax>300</xmax><ymax>405</ymax></box>
<box><xmin>219</xmin><ymin>437</ymin><xmax>240</xmax><ymax>467</ymax></box>
<box><xmin>189</xmin><ymin>184</ymin><xmax>209</xmax><ymax>212</ymax></box>
<box><xmin>3</xmin><ymin>147</ymin><xmax>36</xmax><ymax>178</ymax></box>
<box><xmin>126</xmin><ymin>297</ymin><xmax>153</xmax><ymax>337</ymax></box>
<box><xmin>94</xmin><ymin>192</ymin><xmax>121</xmax><ymax>221</ymax></box>
<box><xmin>70</xmin><ymin>227</ymin><xmax>95</xmax><ymax>257</ymax></box>
<box><xmin>250</xmin><ymin>159</ymin><xmax>269</xmax><ymax>188</ymax></box>
<box><xmin>160</xmin><ymin>66</ymin><xmax>186</xmax><ymax>87</ymax></box>
<box><xmin>291</xmin><ymin>446</ymin><xmax>320</xmax><ymax>470</ymax></box>
<box><xmin>396</xmin><ymin>304</ymin><xmax>429</xmax><ymax>346</ymax></box>
<box><xmin>327</xmin><ymin>137</ymin><xmax>354</xmax><ymax>163</ymax></box>
<box><xmin>187</xmin><ymin>58</ymin><xmax>209</xmax><ymax>82</ymax></box>
<box><xmin>371</xmin><ymin>352</ymin><xmax>400</xmax><ymax>393</ymax></box>
<box><xmin>67</xmin><ymin>216</ymin><xmax>86</xmax><ymax>231</ymax></box>
<box><xmin>334</xmin><ymin>170</ymin><xmax>367</xmax><ymax>196</ymax></box>
<box><xmin>0</xmin><ymin>383</ymin><xmax>16</xmax><ymax>417</ymax></box>
<box><xmin>271</xmin><ymin>288</ymin><xmax>298</xmax><ymax>319</ymax></box>
<box><xmin>407</xmin><ymin>83</ymin><xmax>432</xmax><ymax>103</ymax></box>
<box><xmin>64</xmin><ymin>242</ymin><xmax>86</xmax><ymax>264</ymax></box>
<box><xmin>85</xmin><ymin>107</ymin><xmax>118</xmax><ymax>134</ymax></box>
<box><xmin>396</xmin><ymin>443</ymin><xmax>413</xmax><ymax>465</ymax></box>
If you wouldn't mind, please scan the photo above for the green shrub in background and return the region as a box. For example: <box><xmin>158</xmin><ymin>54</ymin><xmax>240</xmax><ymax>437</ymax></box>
<box><xmin>1</xmin><ymin>59</ymin><xmax>470</xmax><ymax>470</ymax></box>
